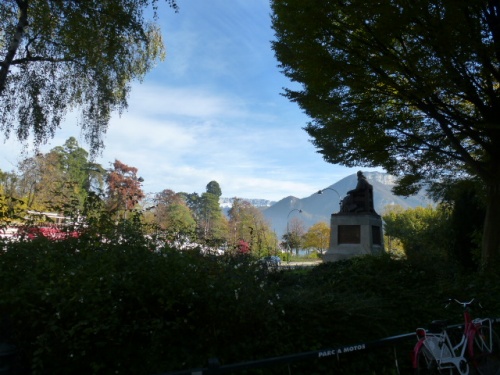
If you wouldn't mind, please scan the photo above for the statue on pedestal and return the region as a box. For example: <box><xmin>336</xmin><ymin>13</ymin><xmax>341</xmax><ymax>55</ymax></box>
<box><xmin>339</xmin><ymin>171</ymin><xmax>376</xmax><ymax>214</ymax></box>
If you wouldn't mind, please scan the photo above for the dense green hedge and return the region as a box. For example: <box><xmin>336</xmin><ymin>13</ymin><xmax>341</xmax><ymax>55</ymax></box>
<box><xmin>1</xmin><ymin>234</ymin><xmax>499</xmax><ymax>375</ymax></box>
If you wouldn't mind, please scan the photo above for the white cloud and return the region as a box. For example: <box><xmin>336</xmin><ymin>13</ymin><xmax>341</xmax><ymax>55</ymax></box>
<box><xmin>126</xmin><ymin>85</ymin><xmax>246</xmax><ymax>119</ymax></box>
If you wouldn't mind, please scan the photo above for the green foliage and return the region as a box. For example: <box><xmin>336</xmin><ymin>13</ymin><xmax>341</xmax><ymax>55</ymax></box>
<box><xmin>271</xmin><ymin>0</ymin><xmax>499</xmax><ymax>191</ymax></box>
<box><xmin>1</xmin><ymin>234</ymin><xmax>499</xmax><ymax>375</ymax></box>
<box><xmin>302</xmin><ymin>221</ymin><xmax>329</xmax><ymax>253</ymax></box>
<box><xmin>0</xmin><ymin>0</ymin><xmax>178</xmax><ymax>152</ymax></box>
<box><xmin>200</xmin><ymin>191</ymin><xmax>228</xmax><ymax>244</ymax></box>
<box><xmin>0</xmin><ymin>235</ymin><xmax>284</xmax><ymax>374</ymax></box>
<box><xmin>227</xmin><ymin>198</ymin><xmax>277</xmax><ymax>257</ymax></box>
<box><xmin>383</xmin><ymin>205</ymin><xmax>452</xmax><ymax>265</ymax></box>
<box><xmin>383</xmin><ymin>194</ymin><xmax>486</xmax><ymax>271</ymax></box>
<box><xmin>6</xmin><ymin>138</ymin><xmax>105</xmax><ymax>214</ymax></box>
<box><xmin>0</xmin><ymin>169</ymin><xmax>28</xmax><ymax>226</ymax></box>
<box><xmin>0</xmin><ymin>195</ymin><xmax>26</xmax><ymax>225</ymax></box>
<box><xmin>147</xmin><ymin>189</ymin><xmax>196</xmax><ymax>241</ymax></box>
<box><xmin>206</xmin><ymin>180</ymin><xmax>222</xmax><ymax>197</ymax></box>
<box><xmin>184</xmin><ymin>181</ymin><xmax>228</xmax><ymax>245</ymax></box>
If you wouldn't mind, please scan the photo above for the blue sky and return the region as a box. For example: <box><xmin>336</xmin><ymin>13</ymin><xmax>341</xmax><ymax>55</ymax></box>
<box><xmin>0</xmin><ymin>0</ymin><xmax>382</xmax><ymax>201</ymax></box>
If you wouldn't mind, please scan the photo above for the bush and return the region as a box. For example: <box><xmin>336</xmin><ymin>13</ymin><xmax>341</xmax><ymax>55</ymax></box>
<box><xmin>1</xmin><ymin>231</ymin><xmax>498</xmax><ymax>375</ymax></box>
<box><xmin>0</xmin><ymin>232</ymin><xmax>288</xmax><ymax>374</ymax></box>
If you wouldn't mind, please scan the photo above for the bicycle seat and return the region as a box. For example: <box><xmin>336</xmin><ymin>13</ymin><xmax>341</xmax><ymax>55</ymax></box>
<box><xmin>429</xmin><ymin>320</ymin><xmax>448</xmax><ymax>333</ymax></box>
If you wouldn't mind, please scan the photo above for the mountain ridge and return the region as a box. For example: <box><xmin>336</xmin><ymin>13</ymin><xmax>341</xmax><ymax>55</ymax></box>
<box><xmin>260</xmin><ymin>172</ymin><xmax>434</xmax><ymax>238</ymax></box>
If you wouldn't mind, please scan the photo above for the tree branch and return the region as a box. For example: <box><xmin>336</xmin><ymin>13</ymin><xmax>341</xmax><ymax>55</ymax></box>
<box><xmin>11</xmin><ymin>56</ymin><xmax>74</xmax><ymax>65</ymax></box>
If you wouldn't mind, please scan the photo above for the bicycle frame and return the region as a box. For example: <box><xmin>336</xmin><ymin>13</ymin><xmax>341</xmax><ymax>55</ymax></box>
<box><xmin>412</xmin><ymin>299</ymin><xmax>486</xmax><ymax>374</ymax></box>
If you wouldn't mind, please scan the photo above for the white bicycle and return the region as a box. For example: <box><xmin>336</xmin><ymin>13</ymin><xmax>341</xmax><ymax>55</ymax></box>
<box><xmin>412</xmin><ymin>299</ymin><xmax>500</xmax><ymax>374</ymax></box>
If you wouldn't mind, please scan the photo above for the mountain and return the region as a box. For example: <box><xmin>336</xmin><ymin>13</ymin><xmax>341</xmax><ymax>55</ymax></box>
<box><xmin>261</xmin><ymin>172</ymin><xmax>434</xmax><ymax>238</ymax></box>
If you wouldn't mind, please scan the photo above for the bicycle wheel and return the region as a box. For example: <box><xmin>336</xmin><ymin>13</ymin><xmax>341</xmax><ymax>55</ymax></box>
<box><xmin>471</xmin><ymin>326</ymin><xmax>500</xmax><ymax>375</ymax></box>
<box><xmin>415</xmin><ymin>344</ymin><xmax>441</xmax><ymax>375</ymax></box>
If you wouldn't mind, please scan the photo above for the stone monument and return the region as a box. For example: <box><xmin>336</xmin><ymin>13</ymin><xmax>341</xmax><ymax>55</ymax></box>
<box><xmin>323</xmin><ymin>171</ymin><xmax>385</xmax><ymax>262</ymax></box>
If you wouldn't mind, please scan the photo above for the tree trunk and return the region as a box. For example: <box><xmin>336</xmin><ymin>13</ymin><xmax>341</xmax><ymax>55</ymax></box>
<box><xmin>0</xmin><ymin>1</ymin><xmax>28</xmax><ymax>94</ymax></box>
<box><xmin>481</xmin><ymin>180</ymin><xmax>500</xmax><ymax>272</ymax></box>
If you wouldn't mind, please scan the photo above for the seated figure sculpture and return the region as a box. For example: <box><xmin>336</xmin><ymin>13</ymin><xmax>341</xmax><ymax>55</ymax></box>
<box><xmin>339</xmin><ymin>171</ymin><xmax>375</xmax><ymax>214</ymax></box>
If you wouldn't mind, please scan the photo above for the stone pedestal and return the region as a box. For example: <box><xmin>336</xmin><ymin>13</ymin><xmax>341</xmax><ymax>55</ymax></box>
<box><xmin>322</xmin><ymin>213</ymin><xmax>384</xmax><ymax>262</ymax></box>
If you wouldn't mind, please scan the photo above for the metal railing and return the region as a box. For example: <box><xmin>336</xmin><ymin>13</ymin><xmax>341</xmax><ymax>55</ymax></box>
<box><xmin>155</xmin><ymin>318</ymin><xmax>500</xmax><ymax>375</ymax></box>
<box><xmin>154</xmin><ymin>331</ymin><xmax>415</xmax><ymax>375</ymax></box>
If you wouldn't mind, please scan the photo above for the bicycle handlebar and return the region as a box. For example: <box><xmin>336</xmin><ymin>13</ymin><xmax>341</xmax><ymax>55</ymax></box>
<box><xmin>445</xmin><ymin>298</ymin><xmax>482</xmax><ymax>309</ymax></box>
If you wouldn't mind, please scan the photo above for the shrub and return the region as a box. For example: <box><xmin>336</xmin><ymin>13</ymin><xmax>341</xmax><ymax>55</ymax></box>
<box><xmin>1</xmin><ymin>231</ymin><xmax>497</xmax><ymax>375</ymax></box>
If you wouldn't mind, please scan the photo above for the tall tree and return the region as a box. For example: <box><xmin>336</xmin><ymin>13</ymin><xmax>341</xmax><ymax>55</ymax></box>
<box><xmin>50</xmin><ymin>137</ymin><xmax>105</xmax><ymax>206</ymax></box>
<box><xmin>17</xmin><ymin>152</ymin><xmax>61</xmax><ymax>210</ymax></box>
<box><xmin>228</xmin><ymin>198</ymin><xmax>277</xmax><ymax>256</ymax></box>
<box><xmin>198</xmin><ymin>181</ymin><xmax>228</xmax><ymax>245</ymax></box>
<box><xmin>271</xmin><ymin>0</ymin><xmax>500</xmax><ymax>270</ymax></box>
<box><xmin>106</xmin><ymin>160</ymin><xmax>145</xmax><ymax>216</ymax></box>
<box><xmin>153</xmin><ymin>189</ymin><xmax>196</xmax><ymax>238</ymax></box>
<box><xmin>382</xmin><ymin>205</ymin><xmax>451</xmax><ymax>263</ymax></box>
<box><xmin>0</xmin><ymin>170</ymin><xmax>19</xmax><ymax>198</ymax></box>
<box><xmin>0</xmin><ymin>169</ymin><xmax>26</xmax><ymax>224</ymax></box>
<box><xmin>302</xmin><ymin>222</ymin><xmax>330</xmax><ymax>254</ymax></box>
<box><xmin>0</xmin><ymin>0</ymin><xmax>177</xmax><ymax>152</ymax></box>
<box><xmin>283</xmin><ymin>217</ymin><xmax>305</xmax><ymax>256</ymax></box>
<box><xmin>14</xmin><ymin>138</ymin><xmax>104</xmax><ymax>213</ymax></box>
<box><xmin>182</xmin><ymin>192</ymin><xmax>202</xmax><ymax>222</ymax></box>
<box><xmin>206</xmin><ymin>180</ymin><xmax>222</xmax><ymax>197</ymax></box>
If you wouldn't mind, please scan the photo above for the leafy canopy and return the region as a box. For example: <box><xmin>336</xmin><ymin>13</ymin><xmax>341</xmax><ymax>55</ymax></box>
<box><xmin>302</xmin><ymin>221</ymin><xmax>330</xmax><ymax>253</ymax></box>
<box><xmin>271</xmin><ymin>0</ymin><xmax>500</xmax><ymax>194</ymax></box>
<box><xmin>0</xmin><ymin>0</ymin><xmax>177</xmax><ymax>152</ymax></box>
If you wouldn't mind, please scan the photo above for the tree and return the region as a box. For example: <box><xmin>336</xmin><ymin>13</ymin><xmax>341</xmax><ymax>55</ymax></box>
<box><xmin>283</xmin><ymin>217</ymin><xmax>305</xmax><ymax>256</ymax></box>
<box><xmin>303</xmin><ymin>222</ymin><xmax>330</xmax><ymax>254</ymax></box>
<box><xmin>50</xmin><ymin>137</ymin><xmax>105</xmax><ymax>207</ymax></box>
<box><xmin>0</xmin><ymin>170</ymin><xmax>20</xmax><ymax>200</ymax></box>
<box><xmin>382</xmin><ymin>205</ymin><xmax>451</xmax><ymax>263</ymax></box>
<box><xmin>182</xmin><ymin>192</ymin><xmax>202</xmax><ymax>221</ymax></box>
<box><xmin>17</xmin><ymin>151</ymin><xmax>62</xmax><ymax>210</ymax></box>
<box><xmin>228</xmin><ymin>198</ymin><xmax>277</xmax><ymax>256</ymax></box>
<box><xmin>14</xmin><ymin>138</ymin><xmax>105</xmax><ymax>213</ymax></box>
<box><xmin>0</xmin><ymin>169</ymin><xmax>26</xmax><ymax>224</ymax></box>
<box><xmin>271</xmin><ymin>1</ymin><xmax>500</xmax><ymax>270</ymax></box>
<box><xmin>106</xmin><ymin>160</ymin><xmax>145</xmax><ymax>216</ymax></box>
<box><xmin>153</xmin><ymin>189</ymin><xmax>196</xmax><ymax>238</ymax></box>
<box><xmin>206</xmin><ymin>180</ymin><xmax>222</xmax><ymax>197</ymax></box>
<box><xmin>0</xmin><ymin>0</ymin><xmax>177</xmax><ymax>152</ymax></box>
<box><xmin>198</xmin><ymin>181</ymin><xmax>228</xmax><ymax>246</ymax></box>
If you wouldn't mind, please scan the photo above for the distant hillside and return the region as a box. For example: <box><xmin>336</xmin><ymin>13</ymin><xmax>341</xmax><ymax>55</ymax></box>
<box><xmin>262</xmin><ymin>172</ymin><xmax>434</xmax><ymax>238</ymax></box>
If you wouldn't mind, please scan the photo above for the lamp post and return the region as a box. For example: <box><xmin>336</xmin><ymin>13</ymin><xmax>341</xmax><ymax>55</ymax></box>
<box><xmin>286</xmin><ymin>208</ymin><xmax>302</xmax><ymax>262</ymax></box>
<box><xmin>317</xmin><ymin>188</ymin><xmax>342</xmax><ymax>213</ymax></box>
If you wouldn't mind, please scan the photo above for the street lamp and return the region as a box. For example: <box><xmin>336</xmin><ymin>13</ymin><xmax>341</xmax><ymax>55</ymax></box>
<box><xmin>317</xmin><ymin>188</ymin><xmax>342</xmax><ymax>213</ymax></box>
<box><xmin>286</xmin><ymin>208</ymin><xmax>302</xmax><ymax>261</ymax></box>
